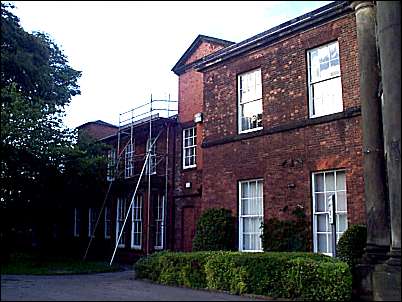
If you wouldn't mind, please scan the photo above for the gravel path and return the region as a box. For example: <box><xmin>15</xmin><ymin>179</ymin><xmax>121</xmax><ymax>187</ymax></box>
<box><xmin>1</xmin><ymin>270</ymin><xmax>269</xmax><ymax>301</ymax></box>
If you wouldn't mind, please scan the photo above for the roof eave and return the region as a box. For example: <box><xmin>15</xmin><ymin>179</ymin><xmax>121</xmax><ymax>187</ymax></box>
<box><xmin>195</xmin><ymin>1</ymin><xmax>352</xmax><ymax>72</ymax></box>
<box><xmin>171</xmin><ymin>35</ymin><xmax>234</xmax><ymax>75</ymax></box>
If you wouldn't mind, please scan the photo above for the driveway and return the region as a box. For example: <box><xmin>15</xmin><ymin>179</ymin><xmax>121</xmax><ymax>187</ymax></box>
<box><xmin>1</xmin><ymin>270</ymin><xmax>268</xmax><ymax>301</ymax></box>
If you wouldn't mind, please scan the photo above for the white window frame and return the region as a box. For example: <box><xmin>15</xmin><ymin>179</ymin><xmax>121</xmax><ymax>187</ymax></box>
<box><xmin>125</xmin><ymin>141</ymin><xmax>135</xmax><ymax>178</ymax></box>
<box><xmin>88</xmin><ymin>208</ymin><xmax>98</xmax><ymax>238</ymax></box>
<box><xmin>116</xmin><ymin>198</ymin><xmax>126</xmax><ymax>248</ymax></box>
<box><xmin>154</xmin><ymin>194</ymin><xmax>165</xmax><ymax>250</ymax></box>
<box><xmin>312</xmin><ymin>169</ymin><xmax>348</xmax><ymax>256</ymax></box>
<box><xmin>238</xmin><ymin>68</ymin><xmax>263</xmax><ymax>134</ymax></box>
<box><xmin>146</xmin><ymin>138</ymin><xmax>157</xmax><ymax>175</ymax></box>
<box><xmin>104</xmin><ymin>206</ymin><xmax>111</xmax><ymax>239</ymax></box>
<box><xmin>107</xmin><ymin>148</ymin><xmax>116</xmax><ymax>181</ymax></box>
<box><xmin>74</xmin><ymin>208</ymin><xmax>80</xmax><ymax>237</ymax></box>
<box><xmin>131</xmin><ymin>195</ymin><xmax>143</xmax><ymax>249</ymax></box>
<box><xmin>239</xmin><ymin>179</ymin><xmax>264</xmax><ymax>252</ymax></box>
<box><xmin>183</xmin><ymin>127</ymin><xmax>197</xmax><ymax>169</ymax></box>
<box><xmin>307</xmin><ymin>41</ymin><xmax>343</xmax><ymax>118</ymax></box>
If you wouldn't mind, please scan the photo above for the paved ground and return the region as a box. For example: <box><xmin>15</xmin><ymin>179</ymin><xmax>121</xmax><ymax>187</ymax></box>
<box><xmin>1</xmin><ymin>270</ymin><xmax>268</xmax><ymax>301</ymax></box>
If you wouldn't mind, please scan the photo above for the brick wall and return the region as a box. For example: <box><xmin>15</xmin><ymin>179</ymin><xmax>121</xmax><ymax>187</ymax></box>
<box><xmin>203</xmin><ymin>14</ymin><xmax>359</xmax><ymax>141</ymax></box>
<box><xmin>173</xmin><ymin>40</ymin><xmax>227</xmax><ymax>250</ymax></box>
<box><xmin>200</xmin><ymin>13</ymin><xmax>365</xmax><ymax>250</ymax></box>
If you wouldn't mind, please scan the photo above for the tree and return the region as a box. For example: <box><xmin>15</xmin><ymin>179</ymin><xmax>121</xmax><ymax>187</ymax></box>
<box><xmin>0</xmin><ymin>2</ymin><xmax>82</xmax><ymax>255</ymax></box>
<box><xmin>1</xmin><ymin>2</ymin><xmax>82</xmax><ymax>209</ymax></box>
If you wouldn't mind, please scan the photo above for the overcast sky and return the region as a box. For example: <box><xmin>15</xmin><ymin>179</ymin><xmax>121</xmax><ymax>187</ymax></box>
<box><xmin>11</xmin><ymin>1</ymin><xmax>332</xmax><ymax>129</ymax></box>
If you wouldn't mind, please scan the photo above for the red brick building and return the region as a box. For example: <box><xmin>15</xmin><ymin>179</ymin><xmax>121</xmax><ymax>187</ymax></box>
<box><xmin>172</xmin><ymin>0</ymin><xmax>365</xmax><ymax>255</ymax></box>
<box><xmin>75</xmin><ymin>1</ymin><xmax>365</xmax><ymax>260</ymax></box>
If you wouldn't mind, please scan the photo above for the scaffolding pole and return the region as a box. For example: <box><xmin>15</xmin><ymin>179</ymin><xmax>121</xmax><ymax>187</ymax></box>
<box><xmin>82</xmin><ymin>140</ymin><xmax>130</xmax><ymax>261</ymax></box>
<box><xmin>105</xmin><ymin>95</ymin><xmax>177</xmax><ymax>265</ymax></box>
<box><xmin>146</xmin><ymin>95</ymin><xmax>152</xmax><ymax>255</ymax></box>
<box><xmin>109</xmin><ymin>129</ymin><xmax>162</xmax><ymax>266</ymax></box>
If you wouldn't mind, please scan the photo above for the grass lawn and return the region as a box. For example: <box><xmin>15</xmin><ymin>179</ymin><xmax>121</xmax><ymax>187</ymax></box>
<box><xmin>1</xmin><ymin>252</ymin><xmax>121</xmax><ymax>275</ymax></box>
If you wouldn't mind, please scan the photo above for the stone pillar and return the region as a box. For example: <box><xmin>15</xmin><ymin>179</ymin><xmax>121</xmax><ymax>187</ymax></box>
<box><xmin>371</xmin><ymin>2</ymin><xmax>401</xmax><ymax>300</ymax></box>
<box><xmin>376</xmin><ymin>0</ymin><xmax>401</xmax><ymax>267</ymax></box>
<box><xmin>350</xmin><ymin>0</ymin><xmax>390</xmax><ymax>262</ymax></box>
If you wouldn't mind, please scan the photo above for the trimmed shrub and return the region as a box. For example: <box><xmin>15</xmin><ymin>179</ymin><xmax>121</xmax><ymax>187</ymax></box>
<box><xmin>261</xmin><ymin>206</ymin><xmax>309</xmax><ymax>252</ymax></box>
<box><xmin>134</xmin><ymin>251</ymin><xmax>213</xmax><ymax>288</ymax></box>
<box><xmin>192</xmin><ymin>208</ymin><xmax>235</xmax><ymax>251</ymax></box>
<box><xmin>135</xmin><ymin>251</ymin><xmax>352</xmax><ymax>301</ymax></box>
<box><xmin>285</xmin><ymin>257</ymin><xmax>352</xmax><ymax>301</ymax></box>
<box><xmin>336</xmin><ymin>224</ymin><xmax>367</xmax><ymax>268</ymax></box>
<box><xmin>205</xmin><ymin>251</ymin><xmax>351</xmax><ymax>301</ymax></box>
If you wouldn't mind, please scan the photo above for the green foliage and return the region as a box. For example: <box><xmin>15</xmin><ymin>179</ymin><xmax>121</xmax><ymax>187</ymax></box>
<box><xmin>62</xmin><ymin>133</ymin><xmax>109</xmax><ymax>200</ymax></box>
<box><xmin>135</xmin><ymin>251</ymin><xmax>352</xmax><ymax>301</ymax></box>
<box><xmin>192</xmin><ymin>208</ymin><xmax>235</xmax><ymax>251</ymax></box>
<box><xmin>336</xmin><ymin>224</ymin><xmax>367</xmax><ymax>268</ymax></box>
<box><xmin>1</xmin><ymin>2</ymin><xmax>81</xmax><ymax>209</ymax></box>
<box><xmin>285</xmin><ymin>257</ymin><xmax>352</xmax><ymax>301</ymax></box>
<box><xmin>261</xmin><ymin>206</ymin><xmax>309</xmax><ymax>252</ymax></box>
<box><xmin>134</xmin><ymin>251</ymin><xmax>213</xmax><ymax>288</ymax></box>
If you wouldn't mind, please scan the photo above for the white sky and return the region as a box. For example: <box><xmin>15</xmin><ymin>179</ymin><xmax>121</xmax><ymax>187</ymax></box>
<box><xmin>10</xmin><ymin>1</ymin><xmax>332</xmax><ymax>129</ymax></box>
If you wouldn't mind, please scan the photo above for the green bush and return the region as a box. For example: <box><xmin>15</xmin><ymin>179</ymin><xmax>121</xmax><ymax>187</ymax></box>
<box><xmin>192</xmin><ymin>208</ymin><xmax>235</xmax><ymax>251</ymax></box>
<box><xmin>261</xmin><ymin>206</ymin><xmax>309</xmax><ymax>252</ymax></box>
<box><xmin>135</xmin><ymin>251</ymin><xmax>352</xmax><ymax>301</ymax></box>
<box><xmin>205</xmin><ymin>252</ymin><xmax>351</xmax><ymax>301</ymax></box>
<box><xmin>134</xmin><ymin>251</ymin><xmax>213</xmax><ymax>288</ymax></box>
<box><xmin>285</xmin><ymin>257</ymin><xmax>352</xmax><ymax>301</ymax></box>
<box><xmin>336</xmin><ymin>224</ymin><xmax>367</xmax><ymax>268</ymax></box>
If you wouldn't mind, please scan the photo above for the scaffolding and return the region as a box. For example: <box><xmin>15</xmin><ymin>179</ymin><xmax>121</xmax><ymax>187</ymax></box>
<box><xmin>83</xmin><ymin>95</ymin><xmax>178</xmax><ymax>265</ymax></box>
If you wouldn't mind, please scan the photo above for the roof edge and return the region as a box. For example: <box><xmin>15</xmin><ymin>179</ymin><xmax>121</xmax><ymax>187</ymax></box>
<box><xmin>194</xmin><ymin>1</ymin><xmax>352</xmax><ymax>71</ymax></box>
<box><xmin>76</xmin><ymin>120</ymin><xmax>118</xmax><ymax>129</ymax></box>
<box><xmin>171</xmin><ymin>34</ymin><xmax>235</xmax><ymax>75</ymax></box>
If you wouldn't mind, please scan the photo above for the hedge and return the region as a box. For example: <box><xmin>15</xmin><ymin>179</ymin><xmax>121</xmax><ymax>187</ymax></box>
<box><xmin>134</xmin><ymin>251</ymin><xmax>213</xmax><ymax>288</ymax></box>
<box><xmin>134</xmin><ymin>251</ymin><xmax>352</xmax><ymax>301</ymax></box>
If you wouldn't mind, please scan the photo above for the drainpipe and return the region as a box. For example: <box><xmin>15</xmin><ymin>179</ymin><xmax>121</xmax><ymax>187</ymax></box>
<box><xmin>350</xmin><ymin>0</ymin><xmax>390</xmax><ymax>263</ymax></box>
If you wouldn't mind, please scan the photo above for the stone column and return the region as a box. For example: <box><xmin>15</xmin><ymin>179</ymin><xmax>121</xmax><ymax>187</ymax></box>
<box><xmin>376</xmin><ymin>0</ymin><xmax>401</xmax><ymax>267</ymax></box>
<box><xmin>350</xmin><ymin>0</ymin><xmax>390</xmax><ymax>262</ymax></box>
<box><xmin>371</xmin><ymin>2</ymin><xmax>401</xmax><ymax>300</ymax></box>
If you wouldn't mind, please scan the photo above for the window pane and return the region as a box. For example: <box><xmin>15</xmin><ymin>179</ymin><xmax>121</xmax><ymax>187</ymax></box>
<box><xmin>242</xmin><ymin>198</ymin><xmax>250</xmax><ymax>215</ymax></box>
<box><xmin>325</xmin><ymin>172</ymin><xmax>335</xmax><ymax>191</ymax></box>
<box><xmin>328</xmin><ymin>234</ymin><xmax>333</xmax><ymax>253</ymax></box>
<box><xmin>336</xmin><ymin>191</ymin><xmax>347</xmax><ymax>212</ymax></box>
<box><xmin>329</xmin><ymin>42</ymin><xmax>339</xmax><ymax>60</ymax></box>
<box><xmin>317</xmin><ymin>214</ymin><xmax>327</xmax><ymax>232</ymax></box>
<box><xmin>243</xmin><ymin>234</ymin><xmax>250</xmax><ymax>250</ymax></box>
<box><xmin>250</xmin><ymin>234</ymin><xmax>258</xmax><ymax>251</ymax></box>
<box><xmin>314</xmin><ymin>174</ymin><xmax>324</xmax><ymax>192</ymax></box>
<box><xmin>243</xmin><ymin>218</ymin><xmax>251</xmax><ymax>232</ymax></box>
<box><xmin>312</xmin><ymin>77</ymin><xmax>343</xmax><ymax>117</ymax></box>
<box><xmin>310</xmin><ymin>49</ymin><xmax>320</xmax><ymax>82</ymax></box>
<box><xmin>315</xmin><ymin>193</ymin><xmax>326</xmax><ymax>212</ymax></box>
<box><xmin>249</xmin><ymin>181</ymin><xmax>257</xmax><ymax>199</ymax></box>
<box><xmin>337</xmin><ymin>214</ymin><xmax>348</xmax><ymax>232</ymax></box>
<box><xmin>241</xmin><ymin>182</ymin><xmax>249</xmax><ymax>199</ymax></box>
<box><xmin>317</xmin><ymin>234</ymin><xmax>327</xmax><ymax>253</ymax></box>
<box><xmin>336</xmin><ymin>171</ymin><xmax>346</xmax><ymax>190</ymax></box>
